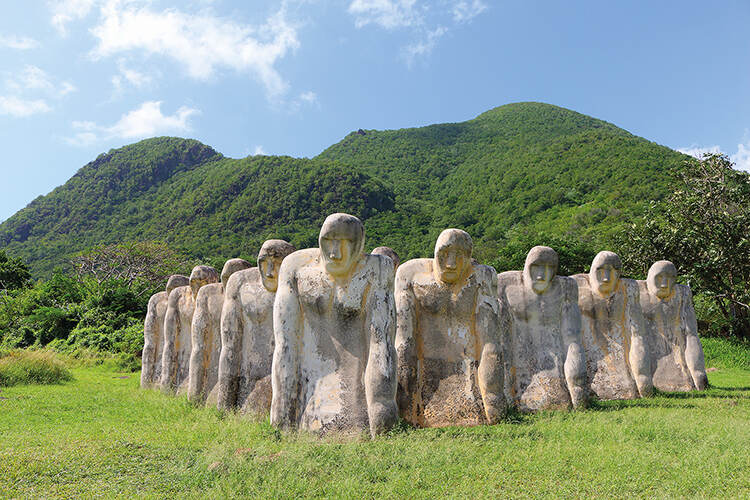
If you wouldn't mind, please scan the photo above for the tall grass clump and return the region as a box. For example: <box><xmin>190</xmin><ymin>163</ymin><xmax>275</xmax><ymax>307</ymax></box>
<box><xmin>0</xmin><ymin>350</ymin><xmax>73</xmax><ymax>387</ymax></box>
<box><xmin>701</xmin><ymin>337</ymin><xmax>750</xmax><ymax>370</ymax></box>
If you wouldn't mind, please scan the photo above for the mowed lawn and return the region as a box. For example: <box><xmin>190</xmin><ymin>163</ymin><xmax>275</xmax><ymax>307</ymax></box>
<box><xmin>0</xmin><ymin>362</ymin><xmax>749</xmax><ymax>498</ymax></box>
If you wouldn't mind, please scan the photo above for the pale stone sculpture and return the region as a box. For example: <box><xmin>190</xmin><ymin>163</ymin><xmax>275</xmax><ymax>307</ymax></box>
<box><xmin>498</xmin><ymin>246</ymin><xmax>587</xmax><ymax>411</ymax></box>
<box><xmin>160</xmin><ymin>265</ymin><xmax>219</xmax><ymax>394</ymax></box>
<box><xmin>141</xmin><ymin>275</ymin><xmax>189</xmax><ymax>389</ymax></box>
<box><xmin>216</xmin><ymin>240</ymin><xmax>296</xmax><ymax>414</ymax></box>
<box><xmin>638</xmin><ymin>261</ymin><xmax>708</xmax><ymax>391</ymax></box>
<box><xmin>573</xmin><ymin>252</ymin><xmax>652</xmax><ymax>400</ymax></box>
<box><xmin>271</xmin><ymin>213</ymin><xmax>398</xmax><ymax>437</ymax></box>
<box><xmin>371</xmin><ymin>246</ymin><xmax>400</xmax><ymax>269</ymax></box>
<box><xmin>395</xmin><ymin>229</ymin><xmax>506</xmax><ymax>427</ymax></box>
<box><xmin>188</xmin><ymin>259</ymin><xmax>252</xmax><ymax>404</ymax></box>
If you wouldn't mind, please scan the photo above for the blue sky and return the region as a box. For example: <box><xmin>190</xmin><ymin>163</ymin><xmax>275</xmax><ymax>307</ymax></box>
<box><xmin>1</xmin><ymin>1</ymin><xmax>748</xmax><ymax>222</ymax></box>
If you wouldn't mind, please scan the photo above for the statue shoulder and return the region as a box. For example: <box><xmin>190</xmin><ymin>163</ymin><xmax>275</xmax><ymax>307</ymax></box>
<box><xmin>196</xmin><ymin>282</ymin><xmax>222</xmax><ymax>304</ymax></box>
<box><xmin>497</xmin><ymin>270</ymin><xmax>522</xmax><ymax>288</ymax></box>
<box><xmin>225</xmin><ymin>267</ymin><xmax>260</xmax><ymax>293</ymax></box>
<box><xmin>148</xmin><ymin>291</ymin><xmax>168</xmax><ymax>308</ymax></box>
<box><xmin>279</xmin><ymin>248</ymin><xmax>319</xmax><ymax>274</ymax></box>
<box><xmin>472</xmin><ymin>264</ymin><xmax>498</xmax><ymax>292</ymax></box>
<box><xmin>572</xmin><ymin>273</ymin><xmax>589</xmax><ymax>288</ymax></box>
<box><xmin>395</xmin><ymin>258</ymin><xmax>432</xmax><ymax>283</ymax></box>
<box><xmin>168</xmin><ymin>286</ymin><xmax>189</xmax><ymax>306</ymax></box>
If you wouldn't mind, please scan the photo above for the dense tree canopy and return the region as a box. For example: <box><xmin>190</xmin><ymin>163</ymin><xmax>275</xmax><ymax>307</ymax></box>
<box><xmin>0</xmin><ymin>250</ymin><xmax>31</xmax><ymax>291</ymax></box>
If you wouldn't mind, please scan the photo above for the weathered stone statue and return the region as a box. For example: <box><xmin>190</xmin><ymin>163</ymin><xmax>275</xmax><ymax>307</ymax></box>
<box><xmin>371</xmin><ymin>246</ymin><xmax>400</xmax><ymax>269</ymax></box>
<box><xmin>271</xmin><ymin>213</ymin><xmax>398</xmax><ymax>437</ymax></box>
<box><xmin>160</xmin><ymin>265</ymin><xmax>219</xmax><ymax>394</ymax></box>
<box><xmin>395</xmin><ymin>229</ymin><xmax>506</xmax><ymax>427</ymax></box>
<box><xmin>498</xmin><ymin>246</ymin><xmax>587</xmax><ymax>411</ymax></box>
<box><xmin>216</xmin><ymin>240</ymin><xmax>296</xmax><ymax>414</ymax></box>
<box><xmin>638</xmin><ymin>260</ymin><xmax>708</xmax><ymax>391</ymax></box>
<box><xmin>573</xmin><ymin>251</ymin><xmax>652</xmax><ymax>400</ymax></box>
<box><xmin>141</xmin><ymin>275</ymin><xmax>189</xmax><ymax>389</ymax></box>
<box><xmin>188</xmin><ymin>259</ymin><xmax>252</xmax><ymax>404</ymax></box>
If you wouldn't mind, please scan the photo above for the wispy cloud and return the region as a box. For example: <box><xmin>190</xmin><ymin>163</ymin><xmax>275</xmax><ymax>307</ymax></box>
<box><xmin>49</xmin><ymin>0</ymin><xmax>97</xmax><ymax>36</ymax></box>
<box><xmin>111</xmin><ymin>59</ymin><xmax>153</xmax><ymax>93</ymax></box>
<box><xmin>402</xmin><ymin>26</ymin><xmax>447</xmax><ymax>67</ymax></box>
<box><xmin>88</xmin><ymin>0</ymin><xmax>300</xmax><ymax>97</ymax></box>
<box><xmin>348</xmin><ymin>0</ymin><xmax>421</xmax><ymax>29</ymax></box>
<box><xmin>66</xmin><ymin>100</ymin><xmax>199</xmax><ymax>146</ymax></box>
<box><xmin>451</xmin><ymin>0</ymin><xmax>487</xmax><ymax>23</ymax></box>
<box><xmin>0</xmin><ymin>34</ymin><xmax>40</xmax><ymax>50</ymax></box>
<box><xmin>253</xmin><ymin>145</ymin><xmax>266</xmax><ymax>155</ymax></box>
<box><xmin>0</xmin><ymin>96</ymin><xmax>52</xmax><ymax>117</ymax></box>
<box><xmin>678</xmin><ymin>138</ymin><xmax>750</xmax><ymax>172</ymax></box>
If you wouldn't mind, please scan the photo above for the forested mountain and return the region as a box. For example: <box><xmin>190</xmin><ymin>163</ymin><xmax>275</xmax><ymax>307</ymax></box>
<box><xmin>0</xmin><ymin>102</ymin><xmax>686</xmax><ymax>277</ymax></box>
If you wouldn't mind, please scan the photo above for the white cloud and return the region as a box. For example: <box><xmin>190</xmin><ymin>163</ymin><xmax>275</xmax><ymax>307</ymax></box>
<box><xmin>678</xmin><ymin>140</ymin><xmax>750</xmax><ymax>172</ymax></box>
<box><xmin>298</xmin><ymin>90</ymin><xmax>318</xmax><ymax>104</ymax></box>
<box><xmin>348</xmin><ymin>0</ymin><xmax>421</xmax><ymax>29</ymax></box>
<box><xmin>66</xmin><ymin>100</ymin><xmax>199</xmax><ymax>145</ymax></box>
<box><xmin>451</xmin><ymin>0</ymin><xmax>487</xmax><ymax>23</ymax></box>
<box><xmin>402</xmin><ymin>26</ymin><xmax>447</xmax><ymax>66</ymax></box>
<box><xmin>5</xmin><ymin>65</ymin><xmax>76</xmax><ymax>98</ymax></box>
<box><xmin>111</xmin><ymin>59</ymin><xmax>153</xmax><ymax>93</ymax></box>
<box><xmin>678</xmin><ymin>145</ymin><xmax>721</xmax><ymax>159</ymax></box>
<box><xmin>0</xmin><ymin>34</ymin><xmax>40</xmax><ymax>50</ymax></box>
<box><xmin>0</xmin><ymin>96</ymin><xmax>52</xmax><ymax>117</ymax></box>
<box><xmin>253</xmin><ymin>145</ymin><xmax>266</xmax><ymax>155</ymax></box>
<box><xmin>734</xmin><ymin>141</ymin><xmax>750</xmax><ymax>172</ymax></box>
<box><xmin>50</xmin><ymin>0</ymin><xmax>97</xmax><ymax>36</ymax></box>
<box><xmin>89</xmin><ymin>1</ymin><xmax>300</xmax><ymax>97</ymax></box>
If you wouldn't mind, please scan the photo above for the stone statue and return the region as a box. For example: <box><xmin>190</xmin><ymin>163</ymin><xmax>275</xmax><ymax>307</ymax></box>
<box><xmin>395</xmin><ymin>229</ymin><xmax>506</xmax><ymax>427</ymax></box>
<box><xmin>638</xmin><ymin>260</ymin><xmax>708</xmax><ymax>391</ymax></box>
<box><xmin>216</xmin><ymin>240</ymin><xmax>296</xmax><ymax>414</ymax></box>
<box><xmin>141</xmin><ymin>275</ymin><xmax>189</xmax><ymax>389</ymax></box>
<box><xmin>371</xmin><ymin>246</ymin><xmax>400</xmax><ymax>269</ymax></box>
<box><xmin>270</xmin><ymin>213</ymin><xmax>398</xmax><ymax>437</ymax></box>
<box><xmin>498</xmin><ymin>246</ymin><xmax>587</xmax><ymax>411</ymax></box>
<box><xmin>160</xmin><ymin>265</ymin><xmax>219</xmax><ymax>394</ymax></box>
<box><xmin>188</xmin><ymin>259</ymin><xmax>252</xmax><ymax>404</ymax></box>
<box><xmin>573</xmin><ymin>251</ymin><xmax>652</xmax><ymax>400</ymax></box>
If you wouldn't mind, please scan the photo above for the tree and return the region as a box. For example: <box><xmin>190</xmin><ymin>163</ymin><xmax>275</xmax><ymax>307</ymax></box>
<box><xmin>617</xmin><ymin>153</ymin><xmax>750</xmax><ymax>339</ymax></box>
<box><xmin>0</xmin><ymin>250</ymin><xmax>31</xmax><ymax>291</ymax></box>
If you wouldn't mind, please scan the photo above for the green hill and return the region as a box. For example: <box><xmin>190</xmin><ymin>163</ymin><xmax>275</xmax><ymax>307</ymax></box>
<box><xmin>0</xmin><ymin>102</ymin><xmax>687</xmax><ymax>277</ymax></box>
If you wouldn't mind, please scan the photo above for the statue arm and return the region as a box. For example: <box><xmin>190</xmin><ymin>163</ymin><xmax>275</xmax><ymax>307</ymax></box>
<box><xmin>682</xmin><ymin>287</ymin><xmax>708</xmax><ymax>390</ymax></box>
<box><xmin>187</xmin><ymin>289</ymin><xmax>209</xmax><ymax>403</ymax></box>
<box><xmin>476</xmin><ymin>271</ymin><xmax>506</xmax><ymax>423</ymax></box>
<box><xmin>270</xmin><ymin>262</ymin><xmax>301</xmax><ymax>430</ymax></box>
<box><xmin>217</xmin><ymin>277</ymin><xmax>242</xmax><ymax>411</ymax></box>
<box><xmin>160</xmin><ymin>291</ymin><xmax>180</xmax><ymax>392</ymax></box>
<box><xmin>365</xmin><ymin>271</ymin><xmax>398</xmax><ymax>437</ymax></box>
<box><xmin>140</xmin><ymin>295</ymin><xmax>159</xmax><ymax>388</ymax></box>
<box><xmin>626</xmin><ymin>283</ymin><xmax>653</xmax><ymax>397</ymax></box>
<box><xmin>561</xmin><ymin>280</ymin><xmax>587</xmax><ymax>408</ymax></box>
<box><xmin>394</xmin><ymin>267</ymin><xmax>418</xmax><ymax>422</ymax></box>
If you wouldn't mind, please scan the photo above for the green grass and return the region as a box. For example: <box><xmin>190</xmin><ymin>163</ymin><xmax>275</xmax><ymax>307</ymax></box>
<box><xmin>0</xmin><ymin>350</ymin><xmax>73</xmax><ymax>387</ymax></box>
<box><xmin>0</xmin><ymin>339</ymin><xmax>748</xmax><ymax>498</ymax></box>
<box><xmin>702</xmin><ymin>337</ymin><xmax>750</xmax><ymax>370</ymax></box>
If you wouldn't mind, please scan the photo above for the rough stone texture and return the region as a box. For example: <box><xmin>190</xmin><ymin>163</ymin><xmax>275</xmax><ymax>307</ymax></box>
<box><xmin>270</xmin><ymin>213</ymin><xmax>398</xmax><ymax>437</ymax></box>
<box><xmin>498</xmin><ymin>246</ymin><xmax>587</xmax><ymax>411</ymax></box>
<box><xmin>141</xmin><ymin>275</ymin><xmax>188</xmax><ymax>389</ymax></box>
<box><xmin>638</xmin><ymin>260</ymin><xmax>708</xmax><ymax>392</ymax></box>
<box><xmin>216</xmin><ymin>241</ymin><xmax>295</xmax><ymax>414</ymax></box>
<box><xmin>160</xmin><ymin>265</ymin><xmax>219</xmax><ymax>394</ymax></box>
<box><xmin>573</xmin><ymin>251</ymin><xmax>652</xmax><ymax>401</ymax></box>
<box><xmin>188</xmin><ymin>259</ymin><xmax>252</xmax><ymax>405</ymax></box>
<box><xmin>395</xmin><ymin>229</ymin><xmax>506</xmax><ymax>428</ymax></box>
<box><xmin>371</xmin><ymin>246</ymin><xmax>400</xmax><ymax>269</ymax></box>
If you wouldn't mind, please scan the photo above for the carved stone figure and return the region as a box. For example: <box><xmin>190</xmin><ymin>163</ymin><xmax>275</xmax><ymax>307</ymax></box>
<box><xmin>498</xmin><ymin>246</ymin><xmax>587</xmax><ymax>411</ymax></box>
<box><xmin>216</xmin><ymin>240</ymin><xmax>296</xmax><ymax>414</ymax></box>
<box><xmin>160</xmin><ymin>265</ymin><xmax>219</xmax><ymax>394</ymax></box>
<box><xmin>395</xmin><ymin>229</ymin><xmax>506</xmax><ymax>427</ymax></box>
<box><xmin>638</xmin><ymin>260</ymin><xmax>708</xmax><ymax>391</ymax></box>
<box><xmin>573</xmin><ymin>251</ymin><xmax>652</xmax><ymax>400</ymax></box>
<box><xmin>271</xmin><ymin>213</ymin><xmax>398</xmax><ymax>437</ymax></box>
<box><xmin>371</xmin><ymin>246</ymin><xmax>400</xmax><ymax>269</ymax></box>
<box><xmin>141</xmin><ymin>275</ymin><xmax>189</xmax><ymax>389</ymax></box>
<box><xmin>188</xmin><ymin>259</ymin><xmax>252</xmax><ymax>404</ymax></box>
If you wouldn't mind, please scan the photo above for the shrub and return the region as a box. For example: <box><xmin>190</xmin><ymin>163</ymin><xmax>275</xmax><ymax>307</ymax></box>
<box><xmin>701</xmin><ymin>337</ymin><xmax>750</xmax><ymax>370</ymax></box>
<box><xmin>0</xmin><ymin>350</ymin><xmax>73</xmax><ymax>386</ymax></box>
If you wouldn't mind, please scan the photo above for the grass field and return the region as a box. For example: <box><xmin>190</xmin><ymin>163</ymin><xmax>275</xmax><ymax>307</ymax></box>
<box><xmin>0</xmin><ymin>346</ymin><xmax>749</xmax><ymax>499</ymax></box>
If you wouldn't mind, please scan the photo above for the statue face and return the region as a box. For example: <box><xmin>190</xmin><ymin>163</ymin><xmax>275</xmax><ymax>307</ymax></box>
<box><xmin>647</xmin><ymin>260</ymin><xmax>678</xmax><ymax>300</ymax></box>
<box><xmin>259</xmin><ymin>255</ymin><xmax>284</xmax><ymax>292</ymax></box>
<box><xmin>189</xmin><ymin>266</ymin><xmax>218</xmax><ymax>296</ymax></box>
<box><xmin>593</xmin><ymin>263</ymin><xmax>619</xmax><ymax>295</ymax></box>
<box><xmin>529</xmin><ymin>262</ymin><xmax>556</xmax><ymax>294</ymax></box>
<box><xmin>653</xmin><ymin>270</ymin><xmax>675</xmax><ymax>299</ymax></box>
<box><xmin>318</xmin><ymin>214</ymin><xmax>364</xmax><ymax>279</ymax></box>
<box><xmin>435</xmin><ymin>244</ymin><xmax>470</xmax><ymax>284</ymax></box>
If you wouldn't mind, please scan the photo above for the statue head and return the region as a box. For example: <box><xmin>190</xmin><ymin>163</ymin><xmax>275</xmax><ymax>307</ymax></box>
<box><xmin>165</xmin><ymin>275</ymin><xmax>189</xmax><ymax>295</ymax></box>
<box><xmin>647</xmin><ymin>260</ymin><xmax>677</xmax><ymax>300</ymax></box>
<box><xmin>258</xmin><ymin>239</ymin><xmax>296</xmax><ymax>292</ymax></box>
<box><xmin>433</xmin><ymin>229</ymin><xmax>473</xmax><ymax>285</ymax></box>
<box><xmin>319</xmin><ymin>213</ymin><xmax>365</xmax><ymax>278</ymax></box>
<box><xmin>523</xmin><ymin>246</ymin><xmax>558</xmax><ymax>295</ymax></box>
<box><xmin>589</xmin><ymin>251</ymin><xmax>622</xmax><ymax>296</ymax></box>
<box><xmin>371</xmin><ymin>246</ymin><xmax>400</xmax><ymax>270</ymax></box>
<box><xmin>189</xmin><ymin>265</ymin><xmax>219</xmax><ymax>297</ymax></box>
<box><xmin>220</xmin><ymin>258</ymin><xmax>252</xmax><ymax>288</ymax></box>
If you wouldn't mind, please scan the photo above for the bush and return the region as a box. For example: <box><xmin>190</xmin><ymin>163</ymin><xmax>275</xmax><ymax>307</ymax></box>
<box><xmin>701</xmin><ymin>337</ymin><xmax>750</xmax><ymax>370</ymax></box>
<box><xmin>0</xmin><ymin>350</ymin><xmax>73</xmax><ymax>386</ymax></box>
